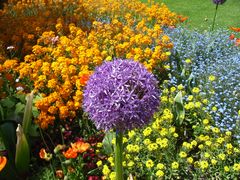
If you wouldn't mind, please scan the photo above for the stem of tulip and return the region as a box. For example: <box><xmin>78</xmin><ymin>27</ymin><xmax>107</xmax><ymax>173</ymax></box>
<box><xmin>115</xmin><ymin>130</ymin><xmax>123</xmax><ymax>180</ymax></box>
<box><xmin>211</xmin><ymin>4</ymin><xmax>218</xmax><ymax>31</ymax></box>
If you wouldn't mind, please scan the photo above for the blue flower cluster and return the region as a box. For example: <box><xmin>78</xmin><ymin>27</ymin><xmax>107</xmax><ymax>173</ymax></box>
<box><xmin>165</xmin><ymin>27</ymin><xmax>239</xmax><ymax>132</ymax></box>
<box><xmin>83</xmin><ymin>59</ymin><xmax>160</xmax><ymax>132</ymax></box>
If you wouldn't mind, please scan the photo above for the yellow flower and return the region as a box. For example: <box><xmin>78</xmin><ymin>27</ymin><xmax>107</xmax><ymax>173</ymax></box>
<box><xmin>146</xmin><ymin>159</ymin><xmax>154</xmax><ymax>169</ymax></box>
<box><xmin>156</xmin><ymin>163</ymin><xmax>165</xmax><ymax>170</ymax></box>
<box><xmin>97</xmin><ymin>143</ymin><xmax>103</xmax><ymax>148</ymax></box>
<box><xmin>143</xmin><ymin>127</ymin><xmax>152</xmax><ymax>136</ymax></box>
<box><xmin>212</xmin><ymin>106</ymin><xmax>217</xmax><ymax>112</ymax></box>
<box><xmin>160</xmin><ymin>128</ymin><xmax>168</xmax><ymax>136</ymax></box>
<box><xmin>182</xmin><ymin>142</ymin><xmax>191</xmax><ymax>149</ymax></box>
<box><xmin>185</xmin><ymin>59</ymin><xmax>191</xmax><ymax>64</ymax></box>
<box><xmin>177</xmin><ymin>84</ymin><xmax>184</xmax><ymax>90</ymax></box>
<box><xmin>205</xmin><ymin>141</ymin><xmax>212</xmax><ymax>146</ymax></box>
<box><xmin>127</xmin><ymin>161</ymin><xmax>135</xmax><ymax>167</ymax></box>
<box><xmin>128</xmin><ymin>130</ymin><xmax>135</xmax><ymax>138</ymax></box>
<box><xmin>225</xmin><ymin>131</ymin><xmax>232</xmax><ymax>136</ymax></box>
<box><xmin>187</xmin><ymin>95</ymin><xmax>194</xmax><ymax>101</ymax></box>
<box><xmin>123</xmin><ymin>137</ymin><xmax>128</xmax><ymax>143</ymax></box>
<box><xmin>109</xmin><ymin>172</ymin><xmax>116</xmax><ymax>180</ymax></box>
<box><xmin>144</xmin><ymin>138</ymin><xmax>151</xmax><ymax>145</ymax></box>
<box><xmin>216</xmin><ymin>137</ymin><xmax>224</xmax><ymax>144</ymax></box>
<box><xmin>173</xmin><ymin>133</ymin><xmax>179</xmax><ymax>138</ymax></box>
<box><xmin>218</xmin><ymin>153</ymin><xmax>226</xmax><ymax>160</ymax></box>
<box><xmin>96</xmin><ymin>160</ymin><xmax>102</xmax><ymax>167</ymax></box>
<box><xmin>147</xmin><ymin>143</ymin><xmax>158</xmax><ymax>151</ymax></box>
<box><xmin>161</xmin><ymin>96</ymin><xmax>168</xmax><ymax>102</ymax></box>
<box><xmin>170</xmin><ymin>86</ymin><xmax>176</xmax><ymax>92</ymax></box>
<box><xmin>169</xmin><ymin>127</ymin><xmax>176</xmax><ymax>133</ymax></box>
<box><xmin>192</xmin><ymin>87</ymin><xmax>200</xmax><ymax>94</ymax></box>
<box><xmin>102</xmin><ymin>165</ymin><xmax>110</xmax><ymax>176</ymax></box>
<box><xmin>202</xmin><ymin>99</ymin><xmax>208</xmax><ymax>104</ymax></box>
<box><xmin>156</xmin><ymin>170</ymin><xmax>164</xmax><ymax>177</ymax></box>
<box><xmin>204</xmin><ymin>152</ymin><xmax>210</xmax><ymax>158</ymax></box>
<box><xmin>226</xmin><ymin>143</ymin><xmax>233</xmax><ymax>149</ymax></box>
<box><xmin>195</xmin><ymin>101</ymin><xmax>202</xmax><ymax>108</ymax></box>
<box><xmin>199</xmin><ymin>160</ymin><xmax>209</xmax><ymax>170</ymax></box>
<box><xmin>211</xmin><ymin>159</ymin><xmax>217</xmax><ymax>165</ymax></box>
<box><xmin>187</xmin><ymin>157</ymin><xmax>193</xmax><ymax>164</ymax></box>
<box><xmin>233</xmin><ymin>163</ymin><xmax>240</xmax><ymax>171</ymax></box>
<box><xmin>198</xmin><ymin>144</ymin><xmax>204</xmax><ymax>149</ymax></box>
<box><xmin>105</xmin><ymin>56</ymin><xmax>112</xmax><ymax>61</ymax></box>
<box><xmin>157</xmin><ymin>138</ymin><xmax>168</xmax><ymax>148</ymax></box>
<box><xmin>212</xmin><ymin>127</ymin><xmax>220</xmax><ymax>133</ymax></box>
<box><xmin>203</xmin><ymin>119</ymin><xmax>209</xmax><ymax>125</ymax></box>
<box><xmin>208</xmin><ymin>75</ymin><xmax>216</xmax><ymax>81</ymax></box>
<box><xmin>179</xmin><ymin>151</ymin><xmax>187</xmax><ymax>158</ymax></box>
<box><xmin>171</xmin><ymin>162</ymin><xmax>179</xmax><ymax>169</ymax></box>
<box><xmin>190</xmin><ymin>140</ymin><xmax>197</xmax><ymax>147</ymax></box>
<box><xmin>224</xmin><ymin>166</ymin><xmax>230</xmax><ymax>172</ymax></box>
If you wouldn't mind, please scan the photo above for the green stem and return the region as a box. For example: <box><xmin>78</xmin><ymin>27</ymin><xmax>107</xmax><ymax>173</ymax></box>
<box><xmin>115</xmin><ymin>130</ymin><xmax>123</xmax><ymax>180</ymax></box>
<box><xmin>211</xmin><ymin>4</ymin><xmax>218</xmax><ymax>31</ymax></box>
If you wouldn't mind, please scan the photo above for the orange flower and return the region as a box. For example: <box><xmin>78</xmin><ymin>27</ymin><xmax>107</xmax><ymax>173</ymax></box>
<box><xmin>71</xmin><ymin>141</ymin><xmax>90</xmax><ymax>153</ymax></box>
<box><xmin>63</xmin><ymin>148</ymin><xmax>78</xmax><ymax>159</ymax></box>
<box><xmin>229</xmin><ymin>34</ymin><xmax>235</xmax><ymax>40</ymax></box>
<box><xmin>230</xmin><ymin>27</ymin><xmax>240</xmax><ymax>32</ymax></box>
<box><xmin>177</xmin><ymin>15</ymin><xmax>188</xmax><ymax>23</ymax></box>
<box><xmin>39</xmin><ymin>148</ymin><xmax>52</xmax><ymax>161</ymax></box>
<box><xmin>55</xmin><ymin>169</ymin><xmax>64</xmax><ymax>179</ymax></box>
<box><xmin>236</xmin><ymin>38</ymin><xmax>240</xmax><ymax>46</ymax></box>
<box><xmin>79</xmin><ymin>74</ymin><xmax>90</xmax><ymax>86</ymax></box>
<box><xmin>0</xmin><ymin>156</ymin><xmax>7</xmax><ymax>172</ymax></box>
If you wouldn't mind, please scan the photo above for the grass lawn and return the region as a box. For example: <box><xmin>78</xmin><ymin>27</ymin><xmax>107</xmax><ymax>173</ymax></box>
<box><xmin>141</xmin><ymin>0</ymin><xmax>240</xmax><ymax>31</ymax></box>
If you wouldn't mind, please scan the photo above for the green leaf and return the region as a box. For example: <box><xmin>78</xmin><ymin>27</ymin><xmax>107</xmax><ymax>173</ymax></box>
<box><xmin>14</xmin><ymin>93</ymin><xmax>26</xmax><ymax>104</ymax></box>
<box><xmin>174</xmin><ymin>91</ymin><xmax>185</xmax><ymax>126</ymax></box>
<box><xmin>102</xmin><ymin>131</ymin><xmax>115</xmax><ymax>155</ymax></box>
<box><xmin>33</xmin><ymin>93</ymin><xmax>43</xmax><ymax>104</ymax></box>
<box><xmin>14</xmin><ymin>103</ymin><xmax>25</xmax><ymax>115</ymax></box>
<box><xmin>32</xmin><ymin>106</ymin><xmax>39</xmax><ymax>118</ymax></box>
<box><xmin>0</xmin><ymin>97</ymin><xmax>16</xmax><ymax>108</ymax></box>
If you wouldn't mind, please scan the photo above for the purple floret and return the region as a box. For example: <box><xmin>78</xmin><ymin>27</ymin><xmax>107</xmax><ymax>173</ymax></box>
<box><xmin>83</xmin><ymin>59</ymin><xmax>160</xmax><ymax>132</ymax></box>
<box><xmin>212</xmin><ymin>0</ymin><xmax>226</xmax><ymax>5</ymax></box>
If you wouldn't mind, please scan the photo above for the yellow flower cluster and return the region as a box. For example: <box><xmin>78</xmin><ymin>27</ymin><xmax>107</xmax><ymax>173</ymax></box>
<box><xmin>14</xmin><ymin>1</ymin><xmax>180</xmax><ymax>128</ymax></box>
<box><xmin>97</xmin><ymin>80</ymin><xmax>240</xmax><ymax>179</ymax></box>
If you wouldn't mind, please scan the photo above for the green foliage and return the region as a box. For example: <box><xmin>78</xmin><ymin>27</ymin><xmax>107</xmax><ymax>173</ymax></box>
<box><xmin>102</xmin><ymin>131</ymin><xmax>115</xmax><ymax>155</ymax></box>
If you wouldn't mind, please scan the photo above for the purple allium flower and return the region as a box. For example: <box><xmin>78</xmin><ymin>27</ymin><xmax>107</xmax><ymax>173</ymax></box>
<box><xmin>83</xmin><ymin>59</ymin><xmax>160</xmax><ymax>132</ymax></box>
<box><xmin>212</xmin><ymin>0</ymin><xmax>226</xmax><ymax>5</ymax></box>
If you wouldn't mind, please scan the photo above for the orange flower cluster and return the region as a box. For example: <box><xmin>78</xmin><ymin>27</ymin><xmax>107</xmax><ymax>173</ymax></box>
<box><xmin>229</xmin><ymin>26</ymin><xmax>240</xmax><ymax>46</ymax></box>
<box><xmin>0</xmin><ymin>44</ymin><xmax>21</xmax><ymax>98</ymax></box>
<box><xmin>63</xmin><ymin>141</ymin><xmax>90</xmax><ymax>159</ymax></box>
<box><xmin>14</xmin><ymin>1</ymin><xmax>179</xmax><ymax>128</ymax></box>
<box><xmin>0</xmin><ymin>0</ymin><xmax>92</xmax><ymax>58</ymax></box>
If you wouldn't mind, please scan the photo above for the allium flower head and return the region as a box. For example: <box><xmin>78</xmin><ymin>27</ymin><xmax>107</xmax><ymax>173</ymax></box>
<box><xmin>83</xmin><ymin>59</ymin><xmax>160</xmax><ymax>132</ymax></box>
<box><xmin>212</xmin><ymin>0</ymin><xmax>226</xmax><ymax>5</ymax></box>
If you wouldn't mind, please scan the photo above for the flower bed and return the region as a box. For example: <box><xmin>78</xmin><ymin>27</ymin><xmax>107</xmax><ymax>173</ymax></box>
<box><xmin>0</xmin><ymin>0</ymin><xmax>239</xmax><ymax>179</ymax></box>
